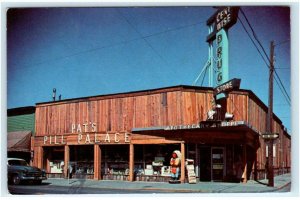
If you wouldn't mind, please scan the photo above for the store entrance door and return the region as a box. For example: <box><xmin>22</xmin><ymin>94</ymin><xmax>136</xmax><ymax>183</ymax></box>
<box><xmin>211</xmin><ymin>147</ymin><xmax>225</xmax><ymax>181</ymax></box>
<box><xmin>199</xmin><ymin>147</ymin><xmax>211</xmax><ymax>181</ymax></box>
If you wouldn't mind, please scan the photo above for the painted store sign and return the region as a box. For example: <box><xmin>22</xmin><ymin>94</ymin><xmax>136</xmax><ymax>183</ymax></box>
<box><xmin>41</xmin><ymin>122</ymin><xmax>131</xmax><ymax>145</ymax></box>
<box><xmin>42</xmin><ymin>132</ymin><xmax>131</xmax><ymax>145</ymax></box>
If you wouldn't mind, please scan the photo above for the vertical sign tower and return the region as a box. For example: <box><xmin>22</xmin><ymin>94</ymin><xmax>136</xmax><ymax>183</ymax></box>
<box><xmin>216</xmin><ymin>29</ymin><xmax>229</xmax><ymax>99</ymax></box>
<box><xmin>206</xmin><ymin>7</ymin><xmax>240</xmax><ymax>100</ymax></box>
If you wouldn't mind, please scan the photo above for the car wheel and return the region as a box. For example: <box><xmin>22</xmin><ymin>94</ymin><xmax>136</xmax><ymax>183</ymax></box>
<box><xmin>12</xmin><ymin>175</ymin><xmax>21</xmax><ymax>185</ymax></box>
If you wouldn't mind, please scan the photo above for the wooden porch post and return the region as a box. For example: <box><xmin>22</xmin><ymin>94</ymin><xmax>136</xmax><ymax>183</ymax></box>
<box><xmin>180</xmin><ymin>142</ymin><xmax>185</xmax><ymax>183</ymax></box>
<box><xmin>37</xmin><ymin>146</ymin><xmax>44</xmax><ymax>169</ymax></box>
<box><xmin>254</xmin><ymin>151</ymin><xmax>258</xmax><ymax>181</ymax></box>
<box><xmin>195</xmin><ymin>144</ymin><xmax>199</xmax><ymax>178</ymax></box>
<box><xmin>129</xmin><ymin>144</ymin><xmax>134</xmax><ymax>182</ymax></box>
<box><xmin>94</xmin><ymin>144</ymin><xmax>102</xmax><ymax>180</ymax></box>
<box><xmin>64</xmin><ymin>145</ymin><xmax>69</xmax><ymax>179</ymax></box>
<box><xmin>242</xmin><ymin>145</ymin><xmax>248</xmax><ymax>183</ymax></box>
<box><xmin>46</xmin><ymin>151</ymin><xmax>51</xmax><ymax>173</ymax></box>
<box><xmin>30</xmin><ymin>137</ymin><xmax>34</xmax><ymax>166</ymax></box>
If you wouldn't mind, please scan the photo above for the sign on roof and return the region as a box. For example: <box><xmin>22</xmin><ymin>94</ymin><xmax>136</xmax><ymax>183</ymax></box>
<box><xmin>214</xmin><ymin>78</ymin><xmax>241</xmax><ymax>96</ymax></box>
<box><xmin>206</xmin><ymin>7</ymin><xmax>240</xmax><ymax>42</ymax></box>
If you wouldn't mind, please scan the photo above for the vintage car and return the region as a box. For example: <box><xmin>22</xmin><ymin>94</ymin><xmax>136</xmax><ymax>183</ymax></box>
<box><xmin>7</xmin><ymin>158</ymin><xmax>47</xmax><ymax>185</ymax></box>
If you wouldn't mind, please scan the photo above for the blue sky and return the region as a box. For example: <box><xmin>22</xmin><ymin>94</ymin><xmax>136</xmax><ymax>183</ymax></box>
<box><xmin>7</xmin><ymin>6</ymin><xmax>291</xmax><ymax>132</ymax></box>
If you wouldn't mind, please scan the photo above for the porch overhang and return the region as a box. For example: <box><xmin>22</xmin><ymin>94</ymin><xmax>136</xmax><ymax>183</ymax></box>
<box><xmin>132</xmin><ymin>121</ymin><xmax>261</xmax><ymax>149</ymax></box>
<box><xmin>7</xmin><ymin>131</ymin><xmax>32</xmax><ymax>152</ymax></box>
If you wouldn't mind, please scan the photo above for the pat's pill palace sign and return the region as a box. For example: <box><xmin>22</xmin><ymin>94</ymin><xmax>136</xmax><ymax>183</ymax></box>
<box><xmin>40</xmin><ymin>122</ymin><xmax>131</xmax><ymax>146</ymax></box>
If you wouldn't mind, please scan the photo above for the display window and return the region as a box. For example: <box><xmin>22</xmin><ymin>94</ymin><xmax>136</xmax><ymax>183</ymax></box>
<box><xmin>102</xmin><ymin>145</ymin><xmax>129</xmax><ymax>175</ymax></box>
<box><xmin>42</xmin><ymin>143</ymin><xmax>194</xmax><ymax>181</ymax></box>
<box><xmin>69</xmin><ymin>145</ymin><xmax>94</xmax><ymax>178</ymax></box>
<box><xmin>43</xmin><ymin>146</ymin><xmax>65</xmax><ymax>178</ymax></box>
<box><xmin>134</xmin><ymin>144</ymin><xmax>180</xmax><ymax>182</ymax></box>
<box><xmin>101</xmin><ymin>145</ymin><xmax>129</xmax><ymax>180</ymax></box>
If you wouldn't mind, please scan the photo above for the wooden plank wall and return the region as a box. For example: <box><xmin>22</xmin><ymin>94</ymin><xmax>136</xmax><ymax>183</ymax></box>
<box><xmin>32</xmin><ymin>146</ymin><xmax>43</xmax><ymax>168</ymax></box>
<box><xmin>35</xmin><ymin>90</ymin><xmax>215</xmax><ymax>137</ymax></box>
<box><xmin>226</xmin><ymin>93</ymin><xmax>248</xmax><ymax>121</ymax></box>
<box><xmin>247</xmin><ymin>98</ymin><xmax>291</xmax><ymax>170</ymax></box>
<box><xmin>35</xmin><ymin>88</ymin><xmax>290</xmax><ymax>170</ymax></box>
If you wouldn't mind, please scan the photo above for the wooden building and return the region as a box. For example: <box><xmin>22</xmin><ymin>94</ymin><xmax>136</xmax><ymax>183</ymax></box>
<box><xmin>31</xmin><ymin>85</ymin><xmax>291</xmax><ymax>183</ymax></box>
<box><xmin>7</xmin><ymin>106</ymin><xmax>35</xmax><ymax>163</ymax></box>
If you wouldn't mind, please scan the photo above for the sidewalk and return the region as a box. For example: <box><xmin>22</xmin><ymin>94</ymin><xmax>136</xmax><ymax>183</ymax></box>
<box><xmin>45</xmin><ymin>173</ymin><xmax>291</xmax><ymax>193</ymax></box>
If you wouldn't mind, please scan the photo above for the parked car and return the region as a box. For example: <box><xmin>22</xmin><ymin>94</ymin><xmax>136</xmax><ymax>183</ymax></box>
<box><xmin>7</xmin><ymin>158</ymin><xmax>47</xmax><ymax>185</ymax></box>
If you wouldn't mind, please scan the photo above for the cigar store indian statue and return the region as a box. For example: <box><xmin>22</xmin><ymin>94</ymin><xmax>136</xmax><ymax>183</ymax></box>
<box><xmin>169</xmin><ymin>150</ymin><xmax>181</xmax><ymax>183</ymax></box>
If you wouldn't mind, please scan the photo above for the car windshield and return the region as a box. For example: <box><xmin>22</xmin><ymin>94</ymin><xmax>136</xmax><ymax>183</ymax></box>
<box><xmin>8</xmin><ymin>160</ymin><xmax>29</xmax><ymax>166</ymax></box>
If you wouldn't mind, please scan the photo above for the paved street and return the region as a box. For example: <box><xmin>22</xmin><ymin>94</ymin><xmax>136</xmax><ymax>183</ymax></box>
<box><xmin>6</xmin><ymin>173</ymin><xmax>291</xmax><ymax>195</ymax></box>
<box><xmin>8</xmin><ymin>181</ymin><xmax>291</xmax><ymax>195</ymax></box>
<box><xmin>8</xmin><ymin>184</ymin><xmax>173</xmax><ymax>194</ymax></box>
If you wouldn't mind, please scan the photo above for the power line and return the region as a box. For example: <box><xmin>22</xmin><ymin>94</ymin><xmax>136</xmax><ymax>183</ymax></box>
<box><xmin>239</xmin><ymin>8</ymin><xmax>291</xmax><ymax>103</ymax></box>
<box><xmin>237</xmin><ymin>16</ymin><xmax>269</xmax><ymax>67</ymax></box>
<box><xmin>238</xmin><ymin>17</ymin><xmax>291</xmax><ymax>105</ymax></box>
<box><xmin>240</xmin><ymin>8</ymin><xmax>291</xmax><ymax>104</ymax></box>
<box><xmin>10</xmin><ymin>16</ymin><xmax>205</xmax><ymax>70</ymax></box>
<box><xmin>239</xmin><ymin>8</ymin><xmax>291</xmax><ymax>106</ymax></box>
<box><xmin>274</xmin><ymin>69</ymin><xmax>291</xmax><ymax>101</ymax></box>
<box><xmin>238</xmin><ymin>18</ymin><xmax>291</xmax><ymax>106</ymax></box>
<box><xmin>275</xmin><ymin>72</ymin><xmax>290</xmax><ymax>101</ymax></box>
<box><xmin>11</xmin><ymin>37</ymin><xmax>142</xmax><ymax>68</ymax></box>
<box><xmin>143</xmin><ymin>21</ymin><xmax>206</xmax><ymax>39</ymax></box>
<box><xmin>274</xmin><ymin>71</ymin><xmax>290</xmax><ymax>101</ymax></box>
<box><xmin>240</xmin><ymin>8</ymin><xmax>270</xmax><ymax>61</ymax></box>
<box><xmin>238</xmin><ymin>15</ymin><xmax>289</xmax><ymax>105</ymax></box>
<box><xmin>115</xmin><ymin>8</ymin><xmax>168</xmax><ymax>65</ymax></box>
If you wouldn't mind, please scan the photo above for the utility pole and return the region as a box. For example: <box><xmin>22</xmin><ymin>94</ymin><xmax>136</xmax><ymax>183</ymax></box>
<box><xmin>267</xmin><ymin>41</ymin><xmax>275</xmax><ymax>187</ymax></box>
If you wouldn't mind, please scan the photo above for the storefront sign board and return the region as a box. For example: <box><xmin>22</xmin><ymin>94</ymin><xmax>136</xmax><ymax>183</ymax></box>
<box><xmin>213</xmin><ymin>78</ymin><xmax>241</xmax><ymax>96</ymax></box>
<box><xmin>37</xmin><ymin>132</ymin><xmax>131</xmax><ymax>146</ymax></box>
<box><xmin>164</xmin><ymin>121</ymin><xmax>245</xmax><ymax>130</ymax></box>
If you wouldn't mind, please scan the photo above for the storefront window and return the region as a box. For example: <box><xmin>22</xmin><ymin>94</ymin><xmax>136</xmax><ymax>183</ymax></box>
<box><xmin>102</xmin><ymin>145</ymin><xmax>129</xmax><ymax>177</ymax></box>
<box><xmin>69</xmin><ymin>145</ymin><xmax>94</xmax><ymax>177</ymax></box>
<box><xmin>44</xmin><ymin>146</ymin><xmax>64</xmax><ymax>174</ymax></box>
<box><xmin>134</xmin><ymin>144</ymin><xmax>180</xmax><ymax>181</ymax></box>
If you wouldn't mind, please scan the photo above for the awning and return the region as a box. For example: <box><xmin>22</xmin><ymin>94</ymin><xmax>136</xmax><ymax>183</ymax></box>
<box><xmin>132</xmin><ymin>121</ymin><xmax>260</xmax><ymax>134</ymax></box>
<box><xmin>131</xmin><ymin>121</ymin><xmax>261</xmax><ymax>149</ymax></box>
<box><xmin>7</xmin><ymin>131</ymin><xmax>32</xmax><ymax>152</ymax></box>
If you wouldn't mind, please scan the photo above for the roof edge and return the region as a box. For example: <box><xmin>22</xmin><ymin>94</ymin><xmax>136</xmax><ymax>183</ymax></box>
<box><xmin>34</xmin><ymin>84</ymin><xmax>289</xmax><ymax>136</ymax></box>
<box><xmin>36</xmin><ymin>85</ymin><xmax>215</xmax><ymax>106</ymax></box>
<box><xmin>7</xmin><ymin>106</ymin><xmax>35</xmax><ymax>116</ymax></box>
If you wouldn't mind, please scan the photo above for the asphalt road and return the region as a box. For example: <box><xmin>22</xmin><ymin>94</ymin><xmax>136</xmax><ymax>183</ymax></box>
<box><xmin>7</xmin><ymin>183</ymin><xmax>174</xmax><ymax>194</ymax></box>
<box><xmin>7</xmin><ymin>182</ymin><xmax>292</xmax><ymax>195</ymax></box>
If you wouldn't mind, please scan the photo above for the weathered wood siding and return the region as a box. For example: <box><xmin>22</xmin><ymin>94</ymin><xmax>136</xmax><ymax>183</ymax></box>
<box><xmin>226</xmin><ymin>92</ymin><xmax>248</xmax><ymax>121</ymax></box>
<box><xmin>34</xmin><ymin>87</ymin><xmax>290</xmax><ymax>170</ymax></box>
<box><xmin>35</xmin><ymin>90</ymin><xmax>216</xmax><ymax>136</ymax></box>
<box><xmin>247</xmin><ymin>97</ymin><xmax>291</xmax><ymax>169</ymax></box>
